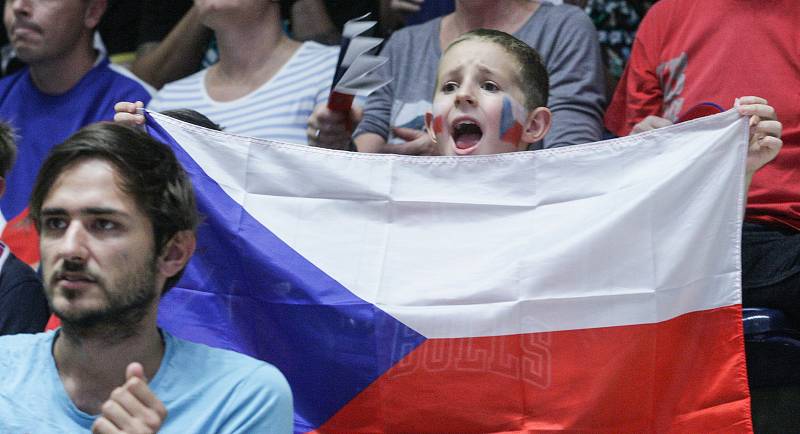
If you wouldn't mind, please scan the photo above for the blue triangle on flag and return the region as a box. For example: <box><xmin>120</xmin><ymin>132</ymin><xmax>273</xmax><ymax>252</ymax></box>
<box><xmin>146</xmin><ymin>116</ymin><xmax>427</xmax><ymax>430</ymax></box>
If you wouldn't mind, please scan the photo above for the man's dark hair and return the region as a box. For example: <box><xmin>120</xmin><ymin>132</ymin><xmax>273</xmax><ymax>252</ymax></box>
<box><xmin>0</xmin><ymin>122</ymin><xmax>17</xmax><ymax>177</ymax></box>
<box><xmin>161</xmin><ymin>109</ymin><xmax>223</xmax><ymax>131</ymax></box>
<box><xmin>29</xmin><ymin>122</ymin><xmax>199</xmax><ymax>292</ymax></box>
<box><xmin>445</xmin><ymin>28</ymin><xmax>549</xmax><ymax>110</ymax></box>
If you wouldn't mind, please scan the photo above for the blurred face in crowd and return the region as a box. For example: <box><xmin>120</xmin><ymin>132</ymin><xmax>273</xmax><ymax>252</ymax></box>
<box><xmin>3</xmin><ymin>0</ymin><xmax>104</xmax><ymax>65</ymax></box>
<box><xmin>38</xmin><ymin>158</ymin><xmax>162</xmax><ymax>330</ymax></box>
<box><xmin>426</xmin><ymin>39</ymin><xmax>539</xmax><ymax>156</ymax></box>
<box><xmin>194</xmin><ymin>0</ymin><xmax>278</xmax><ymax>29</ymax></box>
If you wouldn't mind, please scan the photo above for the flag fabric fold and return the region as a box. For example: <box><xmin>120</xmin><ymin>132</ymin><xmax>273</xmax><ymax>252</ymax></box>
<box><xmin>146</xmin><ymin>109</ymin><xmax>752</xmax><ymax>433</ymax></box>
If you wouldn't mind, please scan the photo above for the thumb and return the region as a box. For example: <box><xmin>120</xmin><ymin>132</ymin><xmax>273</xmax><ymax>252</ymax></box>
<box><xmin>126</xmin><ymin>362</ymin><xmax>147</xmax><ymax>382</ymax></box>
<box><xmin>392</xmin><ymin>127</ymin><xmax>425</xmax><ymax>142</ymax></box>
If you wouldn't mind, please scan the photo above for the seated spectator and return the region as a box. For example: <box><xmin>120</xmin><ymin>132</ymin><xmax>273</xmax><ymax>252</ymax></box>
<box><xmin>379</xmin><ymin>0</ymin><xmax>455</xmax><ymax>33</ymax></box>
<box><xmin>131</xmin><ymin>0</ymin><xmax>213</xmax><ymax>90</ymax></box>
<box><xmin>604</xmin><ymin>0</ymin><xmax>800</xmax><ymax>322</ymax></box>
<box><xmin>0</xmin><ymin>122</ymin><xmax>293</xmax><ymax>432</ymax></box>
<box><xmin>0</xmin><ymin>121</ymin><xmax>47</xmax><ymax>335</ymax></box>
<box><xmin>427</xmin><ymin>29</ymin><xmax>780</xmax><ymax>179</ymax></box>
<box><xmin>311</xmin><ymin>0</ymin><xmax>606</xmax><ymax>154</ymax></box>
<box><xmin>120</xmin><ymin>0</ymin><xmax>340</xmax><ymax>147</ymax></box>
<box><xmin>288</xmin><ymin>0</ymin><xmax>379</xmax><ymax>45</ymax></box>
<box><xmin>0</xmin><ymin>0</ymin><xmax>154</xmax><ymax>264</ymax></box>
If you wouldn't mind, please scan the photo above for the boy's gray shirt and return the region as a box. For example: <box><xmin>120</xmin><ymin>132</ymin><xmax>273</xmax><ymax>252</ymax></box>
<box><xmin>355</xmin><ymin>2</ymin><xmax>606</xmax><ymax>149</ymax></box>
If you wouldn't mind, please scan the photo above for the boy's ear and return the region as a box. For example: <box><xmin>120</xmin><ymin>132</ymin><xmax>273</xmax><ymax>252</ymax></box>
<box><xmin>521</xmin><ymin>107</ymin><xmax>552</xmax><ymax>147</ymax></box>
<box><xmin>424</xmin><ymin>112</ymin><xmax>438</xmax><ymax>144</ymax></box>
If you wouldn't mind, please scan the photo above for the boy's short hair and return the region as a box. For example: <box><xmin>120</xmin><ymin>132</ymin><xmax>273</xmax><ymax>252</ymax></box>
<box><xmin>0</xmin><ymin>122</ymin><xmax>17</xmax><ymax>178</ymax></box>
<box><xmin>445</xmin><ymin>29</ymin><xmax>549</xmax><ymax>111</ymax></box>
<box><xmin>161</xmin><ymin>109</ymin><xmax>223</xmax><ymax>131</ymax></box>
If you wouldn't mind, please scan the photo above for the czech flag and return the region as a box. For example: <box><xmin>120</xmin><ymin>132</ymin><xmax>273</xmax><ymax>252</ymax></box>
<box><xmin>146</xmin><ymin>109</ymin><xmax>753</xmax><ymax>433</ymax></box>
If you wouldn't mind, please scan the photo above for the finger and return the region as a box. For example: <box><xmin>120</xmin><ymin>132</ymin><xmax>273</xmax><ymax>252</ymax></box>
<box><xmin>756</xmin><ymin>136</ymin><xmax>783</xmax><ymax>153</ymax></box>
<box><xmin>99</xmin><ymin>399</ymin><xmax>135</xmax><ymax>432</ymax></box>
<box><xmin>736</xmin><ymin>96</ymin><xmax>768</xmax><ymax>106</ymax></box>
<box><xmin>114</xmin><ymin>101</ymin><xmax>140</xmax><ymax>114</ymax></box>
<box><xmin>109</xmin><ymin>385</ymin><xmax>154</xmax><ymax>425</ymax></box>
<box><xmin>114</xmin><ymin>112</ymin><xmax>145</xmax><ymax>125</ymax></box>
<box><xmin>124</xmin><ymin>376</ymin><xmax>168</xmax><ymax>423</ymax></box>
<box><xmin>92</xmin><ymin>417</ymin><xmax>124</xmax><ymax>434</ymax></box>
<box><xmin>126</xmin><ymin>362</ymin><xmax>146</xmax><ymax>381</ymax></box>
<box><xmin>739</xmin><ymin>104</ymin><xmax>777</xmax><ymax>120</ymax></box>
<box><xmin>753</xmin><ymin>120</ymin><xmax>782</xmax><ymax>138</ymax></box>
<box><xmin>317</xmin><ymin>109</ymin><xmax>347</xmax><ymax>124</ymax></box>
<box><xmin>631</xmin><ymin>115</ymin><xmax>672</xmax><ymax>134</ymax></box>
<box><xmin>318</xmin><ymin>122</ymin><xmax>348</xmax><ymax>135</ymax></box>
<box><xmin>392</xmin><ymin>127</ymin><xmax>425</xmax><ymax>142</ymax></box>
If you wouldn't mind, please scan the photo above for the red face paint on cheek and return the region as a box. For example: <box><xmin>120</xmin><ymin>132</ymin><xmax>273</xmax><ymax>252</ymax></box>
<box><xmin>433</xmin><ymin>115</ymin><xmax>444</xmax><ymax>135</ymax></box>
<box><xmin>500</xmin><ymin>123</ymin><xmax>523</xmax><ymax>145</ymax></box>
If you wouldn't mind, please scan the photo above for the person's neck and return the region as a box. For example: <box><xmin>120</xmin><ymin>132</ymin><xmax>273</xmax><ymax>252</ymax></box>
<box><xmin>28</xmin><ymin>40</ymin><xmax>97</xmax><ymax>95</ymax></box>
<box><xmin>53</xmin><ymin>308</ymin><xmax>164</xmax><ymax>415</ymax></box>
<box><xmin>441</xmin><ymin>0</ymin><xmax>541</xmax><ymax>47</ymax></box>
<box><xmin>206</xmin><ymin>16</ymin><xmax>300</xmax><ymax>101</ymax></box>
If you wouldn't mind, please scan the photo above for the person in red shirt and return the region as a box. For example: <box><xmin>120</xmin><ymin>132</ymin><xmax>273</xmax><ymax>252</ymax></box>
<box><xmin>605</xmin><ymin>0</ymin><xmax>800</xmax><ymax>322</ymax></box>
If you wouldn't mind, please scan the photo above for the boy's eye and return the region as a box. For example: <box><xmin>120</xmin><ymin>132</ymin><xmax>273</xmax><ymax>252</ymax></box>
<box><xmin>442</xmin><ymin>82</ymin><xmax>458</xmax><ymax>93</ymax></box>
<box><xmin>481</xmin><ymin>81</ymin><xmax>499</xmax><ymax>92</ymax></box>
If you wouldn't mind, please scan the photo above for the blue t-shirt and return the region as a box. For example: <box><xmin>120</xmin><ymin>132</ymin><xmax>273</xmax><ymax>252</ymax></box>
<box><xmin>0</xmin><ymin>330</ymin><xmax>293</xmax><ymax>433</ymax></box>
<box><xmin>0</xmin><ymin>56</ymin><xmax>154</xmax><ymax>220</ymax></box>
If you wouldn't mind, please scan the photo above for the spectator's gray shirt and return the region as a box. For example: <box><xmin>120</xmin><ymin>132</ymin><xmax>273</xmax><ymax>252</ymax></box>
<box><xmin>355</xmin><ymin>2</ymin><xmax>606</xmax><ymax>149</ymax></box>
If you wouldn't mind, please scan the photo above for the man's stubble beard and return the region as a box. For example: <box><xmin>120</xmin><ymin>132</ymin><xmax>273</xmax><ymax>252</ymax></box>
<box><xmin>53</xmin><ymin>256</ymin><xmax>161</xmax><ymax>343</ymax></box>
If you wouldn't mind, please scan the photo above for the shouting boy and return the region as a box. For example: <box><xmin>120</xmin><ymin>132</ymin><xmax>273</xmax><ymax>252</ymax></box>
<box><xmin>424</xmin><ymin>29</ymin><xmax>782</xmax><ymax>189</ymax></box>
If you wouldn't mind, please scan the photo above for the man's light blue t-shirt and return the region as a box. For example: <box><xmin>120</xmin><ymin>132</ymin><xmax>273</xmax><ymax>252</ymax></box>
<box><xmin>0</xmin><ymin>330</ymin><xmax>293</xmax><ymax>433</ymax></box>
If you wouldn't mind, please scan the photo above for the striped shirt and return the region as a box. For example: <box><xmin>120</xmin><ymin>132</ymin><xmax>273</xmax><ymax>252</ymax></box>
<box><xmin>149</xmin><ymin>42</ymin><xmax>338</xmax><ymax>144</ymax></box>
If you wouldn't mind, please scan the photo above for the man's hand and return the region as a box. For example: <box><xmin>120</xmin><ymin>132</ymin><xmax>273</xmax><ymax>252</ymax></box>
<box><xmin>91</xmin><ymin>363</ymin><xmax>167</xmax><ymax>434</ymax></box>
<box><xmin>386</xmin><ymin>127</ymin><xmax>439</xmax><ymax>155</ymax></box>
<box><xmin>736</xmin><ymin>96</ymin><xmax>782</xmax><ymax>176</ymax></box>
<box><xmin>114</xmin><ymin>101</ymin><xmax>146</xmax><ymax>126</ymax></box>
<box><xmin>307</xmin><ymin>103</ymin><xmax>362</xmax><ymax>150</ymax></box>
<box><xmin>631</xmin><ymin>115</ymin><xmax>673</xmax><ymax>134</ymax></box>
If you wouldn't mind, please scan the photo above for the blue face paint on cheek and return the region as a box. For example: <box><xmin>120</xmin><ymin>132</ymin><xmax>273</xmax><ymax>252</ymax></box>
<box><xmin>500</xmin><ymin>97</ymin><xmax>516</xmax><ymax>135</ymax></box>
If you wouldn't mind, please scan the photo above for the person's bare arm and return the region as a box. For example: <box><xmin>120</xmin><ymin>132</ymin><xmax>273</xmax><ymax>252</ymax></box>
<box><xmin>131</xmin><ymin>6</ymin><xmax>212</xmax><ymax>90</ymax></box>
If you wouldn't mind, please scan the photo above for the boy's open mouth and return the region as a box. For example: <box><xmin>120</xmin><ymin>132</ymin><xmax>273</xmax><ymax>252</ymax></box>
<box><xmin>452</xmin><ymin>120</ymin><xmax>483</xmax><ymax>150</ymax></box>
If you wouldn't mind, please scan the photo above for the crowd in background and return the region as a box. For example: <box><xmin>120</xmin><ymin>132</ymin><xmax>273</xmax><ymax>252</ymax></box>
<box><xmin>0</xmin><ymin>0</ymin><xmax>798</xmax><ymax>431</ymax></box>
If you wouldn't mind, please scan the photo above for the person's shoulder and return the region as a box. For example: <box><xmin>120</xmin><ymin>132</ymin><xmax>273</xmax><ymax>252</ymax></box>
<box><xmin>0</xmin><ymin>68</ymin><xmax>27</xmax><ymax>87</ymax></box>
<box><xmin>169</xmin><ymin>333</ymin><xmax>287</xmax><ymax>383</ymax></box>
<box><xmin>295</xmin><ymin>41</ymin><xmax>339</xmax><ymax>67</ymax></box>
<box><xmin>164</xmin><ymin>334</ymin><xmax>292</xmax><ymax>429</ymax></box>
<box><xmin>89</xmin><ymin>56</ymin><xmax>155</xmax><ymax>101</ymax></box>
<box><xmin>0</xmin><ymin>251</ymin><xmax>41</xmax><ymax>286</ymax></box>
<box><xmin>0</xmin><ymin>330</ymin><xmax>53</xmax><ymax>363</ymax></box>
<box><xmin>157</xmin><ymin>68</ymin><xmax>207</xmax><ymax>94</ymax></box>
<box><xmin>393</xmin><ymin>17</ymin><xmax>440</xmax><ymax>40</ymax></box>
<box><xmin>534</xmin><ymin>2</ymin><xmax>593</xmax><ymax>27</ymax></box>
<box><xmin>0</xmin><ymin>67</ymin><xmax>31</xmax><ymax>100</ymax></box>
<box><xmin>299</xmin><ymin>41</ymin><xmax>339</xmax><ymax>56</ymax></box>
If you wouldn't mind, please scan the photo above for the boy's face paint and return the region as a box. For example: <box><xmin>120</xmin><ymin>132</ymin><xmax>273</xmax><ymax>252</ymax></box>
<box><xmin>499</xmin><ymin>96</ymin><xmax>526</xmax><ymax>145</ymax></box>
<box><xmin>432</xmin><ymin>114</ymin><xmax>444</xmax><ymax>136</ymax></box>
<box><xmin>430</xmin><ymin>39</ymin><xmax>531</xmax><ymax>156</ymax></box>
